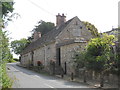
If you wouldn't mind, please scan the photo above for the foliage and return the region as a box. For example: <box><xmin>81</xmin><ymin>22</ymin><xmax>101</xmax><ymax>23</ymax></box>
<box><xmin>2</xmin><ymin>2</ymin><xmax>14</xmax><ymax>17</ymax></box>
<box><xmin>1</xmin><ymin>2</ymin><xmax>20</xmax><ymax>28</ymax></box>
<box><xmin>0</xmin><ymin>63</ymin><xmax>13</xmax><ymax>89</ymax></box>
<box><xmin>82</xmin><ymin>21</ymin><xmax>100</xmax><ymax>37</ymax></box>
<box><xmin>28</xmin><ymin>21</ymin><xmax>55</xmax><ymax>42</ymax></box>
<box><xmin>0</xmin><ymin>1</ymin><xmax>14</xmax><ymax>89</ymax></box>
<box><xmin>33</xmin><ymin>20</ymin><xmax>55</xmax><ymax>36</ymax></box>
<box><xmin>110</xmin><ymin>34</ymin><xmax>120</xmax><ymax>74</ymax></box>
<box><xmin>0</xmin><ymin>30</ymin><xmax>13</xmax><ymax>62</ymax></box>
<box><xmin>7</xmin><ymin>59</ymin><xmax>16</xmax><ymax>63</ymax></box>
<box><xmin>73</xmin><ymin>52</ymin><xmax>86</xmax><ymax>69</ymax></box>
<box><xmin>117</xmin><ymin>35</ymin><xmax>120</xmax><ymax>70</ymax></box>
<box><xmin>73</xmin><ymin>34</ymin><xmax>116</xmax><ymax>73</ymax></box>
<box><xmin>0</xmin><ymin>30</ymin><xmax>13</xmax><ymax>89</ymax></box>
<box><xmin>11</xmin><ymin>38</ymin><xmax>29</xmax><ymax>55</ymax></box>
<box><xmin>73</xmin><ymin>34</ymin><xmax>117</xmax><ymax>87</ymax></box>
<box><xmin>85</xmin><ymin>34</ymin><xmax>115</xmax><ymax>72</ymax></box>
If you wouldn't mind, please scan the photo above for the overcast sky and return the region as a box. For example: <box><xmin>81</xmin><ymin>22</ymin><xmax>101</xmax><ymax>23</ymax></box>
<box><xmin>4</xmin><ymin>0</ymin><xmax>119</xmax><ymax>58</ymax></box>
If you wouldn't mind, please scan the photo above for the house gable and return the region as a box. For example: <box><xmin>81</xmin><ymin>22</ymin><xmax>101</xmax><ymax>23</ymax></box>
<box><xmin>55</xmin><ymin>16</ymin><xmax>92</xmax><ymax>44</ymax></box>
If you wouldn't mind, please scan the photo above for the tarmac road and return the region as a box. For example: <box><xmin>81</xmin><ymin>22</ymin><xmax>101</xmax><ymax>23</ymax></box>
<box><xmin>7</xmin><ymin>62</ymin><xmax>93</xmax><ymax>89</ymax></box>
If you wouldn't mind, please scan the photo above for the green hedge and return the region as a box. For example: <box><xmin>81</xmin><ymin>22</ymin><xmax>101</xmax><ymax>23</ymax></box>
<box><xmin>0</xmin><ymin>63</ymin><xmax>13</xmax><ymax>89</ymax></box>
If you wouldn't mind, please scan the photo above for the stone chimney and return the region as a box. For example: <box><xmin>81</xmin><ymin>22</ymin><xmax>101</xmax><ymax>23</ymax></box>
<box><xmin>33</xmin><ymin>31</ymin><xmax>41</xmax><ymax>41</ymax></box>
<box><xmin>56</xmin><ymin>13</ymin><xmax>66</xmax><ymax>26</ymax></box>
<box><xmin>61</xmin><ymin>13</ymin><xmax>66</xmax><ymax>23</ymax></box>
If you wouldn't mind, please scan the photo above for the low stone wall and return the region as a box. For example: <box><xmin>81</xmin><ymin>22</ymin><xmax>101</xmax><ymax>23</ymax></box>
<box><xmin>75</xmin><ymin>69</ymin><xmax>119</xmax><ymax>87</ymax></box>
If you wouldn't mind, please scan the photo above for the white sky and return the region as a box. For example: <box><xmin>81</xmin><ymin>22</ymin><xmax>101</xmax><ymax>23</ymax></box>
<box><xmin>4</xmin><ymin>0</ymin><xmax>119</xmax><ymax>58</ymax></box>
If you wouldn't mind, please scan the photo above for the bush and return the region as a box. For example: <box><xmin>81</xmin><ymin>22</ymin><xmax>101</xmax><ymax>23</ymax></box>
<box><xmin>0</xmin><ymin>63</ymin><xmax>13</xmax><ymax>89</ymax></box>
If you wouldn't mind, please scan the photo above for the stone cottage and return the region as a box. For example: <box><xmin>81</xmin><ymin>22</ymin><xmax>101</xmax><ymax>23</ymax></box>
<box><xmin>20</xmin><ymin>13</ymin><xmax>93</xmax><ymax>75</ymax></box>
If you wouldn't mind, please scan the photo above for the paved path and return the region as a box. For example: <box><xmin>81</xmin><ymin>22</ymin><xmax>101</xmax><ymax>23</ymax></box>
<box><xmin>7</xmin><ymin>63</ymin><xmax>91</xmax><ymax>88</ymax></box>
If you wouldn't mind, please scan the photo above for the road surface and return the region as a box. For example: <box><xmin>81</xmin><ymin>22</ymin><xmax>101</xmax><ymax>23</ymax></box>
<box><xmin>7</xmin><ymin>63</ymin><xmax>90</xmax><ymax>88</ymax></box>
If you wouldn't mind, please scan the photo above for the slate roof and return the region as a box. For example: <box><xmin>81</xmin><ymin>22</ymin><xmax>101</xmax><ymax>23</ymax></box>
<box><xmin>21</xmin><ymin>17</ymin><xmax>76</xmax><ymax>55</ymax></box>
<box><xmin>104</xmin><ymin>28</ymin><xmax>119</xmax><ymax>33</ymax></box>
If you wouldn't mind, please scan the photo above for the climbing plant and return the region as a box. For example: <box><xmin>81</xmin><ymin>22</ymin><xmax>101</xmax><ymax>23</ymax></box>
<box><xmin>82</xmin><ymin>21</ymin><xmax>100</xmax><ymax>37</ymax></box>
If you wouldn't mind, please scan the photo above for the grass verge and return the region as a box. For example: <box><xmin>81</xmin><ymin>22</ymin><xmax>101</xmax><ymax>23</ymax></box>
<box><xmin>0</xmin><ymin>62</ymin><xmax>13</xmax><ymax>89</ymax></box>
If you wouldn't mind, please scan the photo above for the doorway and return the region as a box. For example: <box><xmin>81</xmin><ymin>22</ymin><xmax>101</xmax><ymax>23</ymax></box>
<box><xmin>56</xmin><ymin>48</ymin><xmax>61</xmax><ymax>66</ymax></box>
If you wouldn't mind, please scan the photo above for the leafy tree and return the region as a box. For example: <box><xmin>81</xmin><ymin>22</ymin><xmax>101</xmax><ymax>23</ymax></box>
<box><xmin>2</xmin><ymin>2</ymin><xmax>14</xmax><ymax>17</ymax></box>
<box><xmin>73</xmin><ymin>52</ymin><xmax>86</xmax><ymax>69</ymax></box>
<box><xmin>116</xmin><ymin>34</ymin><xmax>120</xmax><ymax>87</ymax></box>
<box><xmin>73</xmin><ymin>52</ymin><xmax>87</xmax><ymax>82</ymax></box>
<box><xmin>110</xmin><ymin>33</ymin><xmax>120</xmax><ymax>87</ymax></box>
<box><xmin>0</xmin><ymin>1</ymin><xmax>15</xmax><ymax>89</ymax></box>
<box><xmin>0</xmin><ymin>2</ymin><xmax>14</xmax><ymax>28</ymax></box>
<box><xmin>0</xmin><ymin>30</ymin><xmax>13</xmax><ymax>89</ymax></box>
<box><xmin>85</xmin><ymin>34</ymin><xmax>115</xmax><ymax>87</ymax></box>
<box><xmin>73</xmin><ymin>34</ymin><xmax>116</xmax><ymax>86</ymax></box>
<box><xmin>33</xmin><ymin>20</ymin><xmax>55</xmax><ymax>36</ymax></box>
<box><xmin>82</xmin><ymin>21</ymin><xmax>100</xmax><ymax>37</ymax></box>
<box><xmin>1</xmin><ymin>2</ymin><xmax>19</xmax><ymax>28</ymax></box>
<box><xmin>74</xmin><ymin>34</ymin><xmax>115</xmax><ymax>71</ymax></box>
<box><xmin>85</xmin><ymin>34</ymin><xmax>115</xmax><ymax>72</ymax></box>
<box><xmin>11</xmin><ymin>38</ymin><xmax>29</xmax><ymax>55</ymax></box>
<box><xmin>117</xmin><ymin>34</ymin><xmax>120</xmax><ymax>69</ymax></box>
<box><xmin>0</xmin><ymin>31</ymin><xmax>13</xmax><ymax>62</ymax></box>
<box><xmin>28</xmin><ymin>21</ymin><xmax>55</xmax><ymax>42</ymax></box>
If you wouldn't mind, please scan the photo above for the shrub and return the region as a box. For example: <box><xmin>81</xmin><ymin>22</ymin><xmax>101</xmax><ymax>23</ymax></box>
<box><xmin>0</xmin><ymin>63</ymin><xmax>13</xmax><ymax>89</ymax></box>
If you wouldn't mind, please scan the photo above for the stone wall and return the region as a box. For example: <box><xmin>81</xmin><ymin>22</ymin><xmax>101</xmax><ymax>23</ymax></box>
<box><xmin>21</xmin><ymin>52</ymin><xmax>31</xmax><ymax>67</ymax></box>
<box><xmin>60</xmin><ymin>42</ymin><xmax>87</xmax><ymax>75</ymax></box>
<box><xmin>33</xmin><ymin>43</ymin><xmax>56</xmax><ymax>71</ymax></box>
<box><xmin>56</xmin><ymin>16</ymin><xmax>92</xmax><ymax>44</ymax></box>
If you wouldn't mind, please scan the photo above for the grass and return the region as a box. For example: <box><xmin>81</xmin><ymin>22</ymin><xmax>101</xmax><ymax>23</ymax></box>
<box><xmin>0</xmin><ymin>62</ymin><xmax>13</xmax><ymax>89</ymax></box>
<box><xmin>7</xmin><ymin>59</ymin><xmax>16</xmax><ymax>63</ymax></box>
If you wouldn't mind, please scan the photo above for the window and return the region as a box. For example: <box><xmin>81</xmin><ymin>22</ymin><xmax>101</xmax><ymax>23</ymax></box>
<box><xmin>80</xmin><ymin>26</ymin><xmax>82</xmax><ymax>29</ymax></box>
